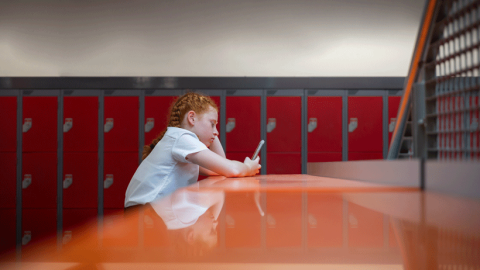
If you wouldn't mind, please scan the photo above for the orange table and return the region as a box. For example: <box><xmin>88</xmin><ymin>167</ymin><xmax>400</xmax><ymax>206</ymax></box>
<box><xmin>1</xmin><ymin>175</ymin><xmax>479</xmax><ymax>269</ymax></box>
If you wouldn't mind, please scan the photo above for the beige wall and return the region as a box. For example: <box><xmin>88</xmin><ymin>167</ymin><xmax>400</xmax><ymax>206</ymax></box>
<box><xmin>0</xmin><ymin>0</ymin><xmax>425</xmax><ymax>77</ymax></box>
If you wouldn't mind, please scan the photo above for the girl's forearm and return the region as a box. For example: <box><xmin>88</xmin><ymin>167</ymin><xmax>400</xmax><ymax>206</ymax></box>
<box><xmin>209</xmin><ymin>136</ymin><xmax>226</xmax><ymax>158</ymax></box>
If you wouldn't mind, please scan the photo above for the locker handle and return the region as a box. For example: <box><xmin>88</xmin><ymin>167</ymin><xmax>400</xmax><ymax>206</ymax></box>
<box><xmin>22</xmin><ymin>231</ymin><xmax>31</xmax><ymax>245</ymax></box>
<box><xmin>266</xmin><ymin>118</ymin><xmax>276</xmax><ymax>133</ymax></box>
<box><xmin>23</xmin><ymin>118</ymin><xmax>32</xmax><ymax>133</ymax></box>
<box><xmin>104</xmin><ymin>118</ymin><xmax>114</xmax><ymax>133</ymax></box>
<box><xmin>307</xmin><ymin>118</ymin><xmax>317</xmax><ymax>133</ymax></box>
<box><xmin>348</xmin><ymin>118</ymin><xmax>358</xmax><ymax>133</ymax></box>
<box><xmin>389</xmin><ymin>118</ymin><xmax>396</xmax><ymax>132</ymax></box>
<box><xmin>226</xmin><ymin>118</ymin><xmax>236</xmax><ymax>133</ymax></box>
<box><xmin>63</xmin><ymin>118</ymin><xmax>73</xmax><ymax>132</ymax></box>
<box><xmin>104</xmin><ymin>174</ymin><xmax>114</xmax><ymax>189</ymax></box>
<box><xmin>145</xmin><ymin>118</ymin><xmax>155</xmax><ymax>133</ymax></box>
<box><xmin>63</xmin><ymin>174</ymin><xmax>73</xmax><ymax>189</ymax></box>
<box><xmin>22</xmin><ymin>174</ymin><xmax>32</xmax><ymax>189</ymax></box>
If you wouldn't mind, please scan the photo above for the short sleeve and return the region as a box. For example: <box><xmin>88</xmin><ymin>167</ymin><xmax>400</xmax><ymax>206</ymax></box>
<box><xmin>171</xmin><ymin>133</ymin><xmax>208</xmax><ymax>163</ymax></box>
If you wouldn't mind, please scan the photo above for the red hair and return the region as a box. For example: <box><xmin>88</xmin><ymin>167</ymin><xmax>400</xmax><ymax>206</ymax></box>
<box><xmin>142</xmin><ymin>92</ymin><xmax>218</xmax><ymax>160</ymax></box>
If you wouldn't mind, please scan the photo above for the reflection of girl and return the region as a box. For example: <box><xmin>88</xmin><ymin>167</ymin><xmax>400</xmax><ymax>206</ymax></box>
<box><xmin>149</xmin><ymin>185</ymin><xmax>225</xmax><ymax>255</ymax></box>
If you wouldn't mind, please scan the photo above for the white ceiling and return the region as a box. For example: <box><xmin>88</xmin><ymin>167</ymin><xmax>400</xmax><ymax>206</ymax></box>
<box><xmin>0</xmin><ymin>0</ymin><xmax>427</xmax><ymax>76</ymax></box>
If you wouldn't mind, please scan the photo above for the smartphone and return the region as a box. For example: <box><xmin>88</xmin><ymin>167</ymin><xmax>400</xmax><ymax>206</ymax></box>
<box><xmin>251</xmin><ymin>140</ymin><xmax>265</xmax><ymax>160</ymax></box>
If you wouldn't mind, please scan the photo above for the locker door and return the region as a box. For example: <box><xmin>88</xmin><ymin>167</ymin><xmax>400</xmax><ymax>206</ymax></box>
<box><xmin>0</xmin><ymin>153</ymin><xmax>16</xmax><ymax>208</ymax></box>
<box><xmin>225</xmin><ymin>192</ymin><xmax>261</xmax><ymax>248</ymax></box>
<box><xmin>144</xmin><ymin>96</ymin><xmax>177</xmax><ymax>146</ymax></box>
<box><xmin>348</xmin><ymin>202</ymin><xmax>383</xmax><ymax>247</ymax></box>
<box><xmin>63</xmin><ymin>152</ymin><xmax>98</xmax><ymax>209</ymax></box>
<box><xmin>0</xmin><ymin>209</ymin><xmax>16</xmax><ymax>256</ymax></box>
<box><xmin>104</xmin><ymin>97</ymin><xmax>139</xmax><ymax>152</ymax></box>
<box><xmin>266</xmin><ymin>192</ymin><xmax>302</xmax><ymax>248</ymax></box>
<box><xmin>226</xmin><ymin>152</ymin><xmax>256</xmax><ymax>163</ymax></box>
<box><xmin>22</xmin><ymin>153</ymin><xmax>57</xmax><ymax>209</ymax></box>
<box><xmin>308</xmin><ymin>96</ymin><xmax>342</xmax><ymax>152</ymax></box>
<box><xmin>63</xmin><ymin>209</ymin><xmax>97</xmax><ymax>246</ymax></box>
<box><xmin>23</xmin><ymin>97</ymin><xmax>57</xmax><ymax>152</ymax></box>
<box><xmin>104</xmin><ymin>152</ymin><xmax>139</xmax><ymax>209</ymax></box>
<box><xmin>348</xmin><ymin>97</ymin><xmax>383</xmax><ymax>153</ymax></box>
<box><xmin>22</xmin><ymin>209</ymin><xmax>57</xmax><ymax>249</ymax></box>
<box><xmin>226</xmin><ymin>96</ymin><xmax>261</xmax><ymax>153</ymax></box>
<box><xmin>267</xmin><ymin>97</ymin><xmax>302</xmax><ymax>152</ymax></box>
<box><xmin>0</xmin><ymin>97</ymin><xmax>17</xmax><ymax>152</ymax></box>
<box><xmin>388</xmin><ymin>96</ymin><xmax>402</xmax><ymax>146</ymax></box>
<box><xmin>63</xmin><ymin>96</ymin><xmax>98</xmax><ymax>152</ymax></box>
<box><xmin>267</xmin><ymin>153</ymin><xmax>301</xmax><ymax>174</ymax></box>
<box><xmin>307</xmin><ymin>193</ymin><xmax>343</xmax><ymax>248</ymax></box>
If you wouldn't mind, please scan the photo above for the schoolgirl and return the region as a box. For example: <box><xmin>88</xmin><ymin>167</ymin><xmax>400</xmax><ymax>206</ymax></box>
<box><xmin>124</xmin><ymin>92</ymin><xmax>261</xmax><ymax>208</ymax></box>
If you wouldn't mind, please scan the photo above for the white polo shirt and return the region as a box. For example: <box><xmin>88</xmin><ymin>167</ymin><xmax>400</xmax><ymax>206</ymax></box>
<box><xmin>124</xmin><ymin>127</ymin><xmax>208</xmax><ymax>208</ymax></box>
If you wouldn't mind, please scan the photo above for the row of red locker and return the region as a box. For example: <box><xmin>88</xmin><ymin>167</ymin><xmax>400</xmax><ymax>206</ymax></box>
<box><xmin>0</xmin><ymin>194</ymin><xmax>397</xmax><ymax>256</ymax></box>
<box><xmin>0</xmin><ymin>95</ymin><xmax>401</xmax><ymax>154</ymax></box>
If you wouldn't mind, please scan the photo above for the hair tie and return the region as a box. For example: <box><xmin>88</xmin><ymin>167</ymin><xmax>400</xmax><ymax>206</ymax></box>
<box><xmin>150</xmin><ymin>143</ymin><xmax>155</xmax><ymax>150</ymax></box>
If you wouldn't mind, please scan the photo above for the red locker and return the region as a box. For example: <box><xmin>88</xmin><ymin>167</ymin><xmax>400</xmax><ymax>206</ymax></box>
<box><xmin>348</xmin><ymin>97</ymin><xmax>383</xmax><ymax>152</ymax></box>
<box><xmin>266</xmin><ymin>192</ymin><xmax>302</xmax><ymax>248</ymax></box>
<box><xmin>104</xmin><ymin>97</ymin><xmax>139</xmax><ymax>152</ymax></box>
<box><xmin>145</xmin><ymin>96</ymin><xmax>177</xmax><ymax>146</ymax></box>
<box><xmin>388</xmin><ymin>96</ymin><xmax>402</xmax><ymax>146</ymax></box>
<box><xmin>22</xmin><ymin>209</ymin><xmax>56</xmax><ymax>248</ymax></box>
<box><xmin>225</xmin><ymin>192</ymin><xmax>262</xmax><ymax>248</ymax></box>
<box><xmin>0</xmin><ymin>153</ymin><xmax>16</xmax><ymax>208</ymax></box>
<box><xmin>348</xmin><ymin>202</ymin><xmax>383</xmax><ymax>247</ymax></box>
<box><xmin>63</xmin><ymin>209</ymin><xmax>97</xmax><ymax>246</ymax></box>
<box><xmin>226</xmin><ymin>96</ymin><xmax>261</xmax><ymax>152</ymax></box>
<box><xmin>226</xmin><ymin>152</ymin><xmax>256</xmax><ymax>163</ymax></box>
<box><xmin>104</xmin><ymin>152</ymin><xmax>139</xmax><ymax>209</ymax></box>
<box><xmin>63</xmin><ymin>152</ymin><xmax>98</xmax><ymax>209</ymax></box>
<box><xmin>63</xmin><ymin>97</ymin><xmax>98</xmax><ymax>152</ymax></box>
<box><xmin>267</xmin><ymin>153</ymin><xmax>301</xmax><ymax>174</ymax></box>
<box><xmin>307</xmin><ymin>193</ymin><xmax>343</xmax><ymax>248</ymax></box>
<box><xmin>308</xmin><ymin>152</ymin><xmax>342</xmax><ymax>163</ymax></box>
<box><xmin>23</xmin><ymin>97</ymin><xmax>57</xmax><ymax>152</ymax></box>
<box><xmin>267</xmin><ymin>97</ymin><xmax>302</xmax><ymax>152</ymax></box>
<box><xmin>0</xmin><ymin>97</ymin><xmax>17</xmax><ymax>152</ymax></box>
<box><xmin>22</xmin><ymin>153</ymin><xmax>57</xmax><ymax>209</ymax></box>
<box><xmin>348</xmin><ymin>152</ymin><xmax>383</xmax><ymax>161</ymax></box>
<box><xmin>308</xmin><ymin>96</ymin><xmax>342</xmax><ymax>152</ymax></box>
<box><xmin>0</xmin><ymin>209</ymin><xmax>16</xmax><ymax>256</ymax></box>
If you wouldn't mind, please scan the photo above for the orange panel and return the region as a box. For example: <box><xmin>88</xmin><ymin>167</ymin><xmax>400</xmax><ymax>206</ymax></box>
<box><xmin>225</xmin><ymin>191</ymin><xmax>261</xmax><ymax>248</ymax></box>
<box><xmin>307</xmin><ymin>193</ymin><xmax>343</xmax><ymax>248</ymax></box>
<box><xmin>103</xmin><ymin>209</ymin><xmax>139</xmax><ymax>247</ymax></box>
<box><xmin>266</xmin><ymin>192</ymin><xmax>302</xmax><ymax>248</ymax></box>
<box><xmin>348</xmin><ymin>202</ymin><xmax>383</xmax><ymax>247</ymax></box>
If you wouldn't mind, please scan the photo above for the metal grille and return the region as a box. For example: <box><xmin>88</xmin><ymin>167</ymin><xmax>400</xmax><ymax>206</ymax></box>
<box><xmin>425</xmin><ymin>0</ymin><xmax>480</xmax><ymax>160</ymax></box>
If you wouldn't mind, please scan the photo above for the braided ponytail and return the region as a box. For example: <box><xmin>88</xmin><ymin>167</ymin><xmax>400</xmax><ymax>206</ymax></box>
<box><xmin>142</xmin><ymin>92</ymin><xmax>218</xmax><ymax>160</ymax></box>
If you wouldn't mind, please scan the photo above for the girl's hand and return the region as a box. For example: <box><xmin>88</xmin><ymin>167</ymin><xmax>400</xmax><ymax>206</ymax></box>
<box><xmin>243</xmin><ymin>156</ymin><xmax>261</xmax><ymax>176</ymax></box>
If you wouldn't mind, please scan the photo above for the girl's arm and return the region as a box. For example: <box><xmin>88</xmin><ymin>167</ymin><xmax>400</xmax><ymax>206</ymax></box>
<box><xmin>199</xmin><ymin>136</ymin><xmax>225</xmax><ymax>176</ymax></box>
<box><xmin>187</xmin><ymin>149</ymin><xmax>260</xmax><ymax>178</ymax></box>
